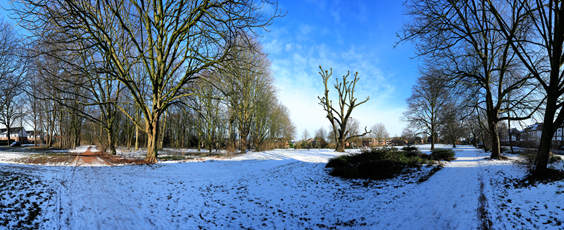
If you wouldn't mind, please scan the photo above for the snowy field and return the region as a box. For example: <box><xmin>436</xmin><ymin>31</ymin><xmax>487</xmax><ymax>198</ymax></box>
<box><xmin>0</xmin><ymin>145</ymin><xmax>563</xmax><ymax>229</ymax></box>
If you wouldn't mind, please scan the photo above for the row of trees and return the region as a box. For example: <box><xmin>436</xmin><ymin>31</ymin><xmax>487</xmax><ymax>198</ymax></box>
<box><xmin>400</xmin><ymin>0</ymin><xmax>560</xmax><ymax>173</ymax></box>
<box><xmin>296</xmin><ymin>121</ymin><xmax>390</xmax><ymax>150</ymax></box>
<box><xmin>0</xmin><ymin>0</ymin><xmax>293</xmax><ymax>162</ymax></box>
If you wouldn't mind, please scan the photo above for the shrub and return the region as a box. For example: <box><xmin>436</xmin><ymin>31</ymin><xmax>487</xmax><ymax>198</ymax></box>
<box><xmin>402</xmin><ymin>145</ymin><xmax>420</xmax><ymax>157</ymax></box>
<box><xmin>420</xmin><ymin>153</ymin><xmax>432</xmax><ymax>160</ymax></box>
<box><xmin>325</xmin><ymin>147</ymin><xmax>435</xmax><ymax>180</ymax></box>
<box><xmin>431</xmin><ymin>149</ymin><xmax>456</xmax><ymax>161</ymax></box>
<box><xmin>0</xmin><ymin>140</ymin><xmax>16</xmax><ymax>146</ymax></box>
<box><xmin>326</xmin><ymin>155</ymin><xmax>348</xmax><ymax>168</ymax></box>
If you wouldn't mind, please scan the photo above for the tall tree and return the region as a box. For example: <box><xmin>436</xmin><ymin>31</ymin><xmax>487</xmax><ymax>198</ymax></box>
<box><xmin>318</xmin><ymin>66</ymin><xmax>370</xmax><ymax>152</ymax></box>
<box><xmin>215</xmin><ymin>36</ymin><xmax>274</xmax><ymax>152</ymax></box>
<box><xmin>440</xmin><ymin>102</ymin><xmax>465</xmax><ymax>148</ymax></box>
<box><xmin>403</xmin><ymin>70</ymin><xmax>450</xmax><ymax>150</ymax></box>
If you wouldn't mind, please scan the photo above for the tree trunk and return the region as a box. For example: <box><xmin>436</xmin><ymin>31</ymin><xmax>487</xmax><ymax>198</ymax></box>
<box><xmin>158</xmin><ymin>110</ymin><xmax>167</xmax><ymax>150</ymax></box>
<box><xmin>146</xmin><ymin>117</ymin><xmax>159</xmax><ymax>163</ymax></box>
<box><xmin>489</xmin><ymin>121</ymin><xmax>501</xmax><ymax>159</ymax></box>
<box><xmin>6</xmin><ymin>126</ymin><xmax>11</xmax><ymax>147</ymax></box>
<box><xmin>536</xmin><ymin>98</ymin><xmax>557</xmax><ymax>173</ymax></box>
<box><xmin>431</xmin><ymin>133</ymin><xmax>435</xmax><ymax>151</ymax></box>
<box><xmin>240</xmin><ymin>132</ymin><xmax>248</xmax><ymax>153</ymax></box>
<box><xmin>508</xmin><ymin>118</ymin><xmax>514</xmax><ymax>154</ymax></box>
<box><xmin>336</xmin><ymin>137</ymin><xmax>345</xmax><ymax>152</ymax></box>
<box><xmin>108</xmin><ymin>128</ymin><xmax>117</xmax><ymax>155</ymax></box>
<box><xmin>135</xmin><ymin>108</ymin><xmax>140</xmax><ymax>151</ymax></box>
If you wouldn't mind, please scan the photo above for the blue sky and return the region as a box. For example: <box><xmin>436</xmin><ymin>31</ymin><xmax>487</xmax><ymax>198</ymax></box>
<box><xmin>0</xmin><ymin>0</ymin><xmax>421</xmax><ymax>137</ymax></box>
<box><xmin>258</xmin><ymin>0</ymin><xmax>420</xmax><ymax>137</ymax></box>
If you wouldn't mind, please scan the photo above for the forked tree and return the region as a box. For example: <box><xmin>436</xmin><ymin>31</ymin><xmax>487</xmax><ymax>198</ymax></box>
<box><xmin>318</xmin><ymin>66</ymin><xmax>370</xmax><ymax>152</ymax></box>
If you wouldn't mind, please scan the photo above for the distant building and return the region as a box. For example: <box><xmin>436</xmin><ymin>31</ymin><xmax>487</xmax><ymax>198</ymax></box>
<box><xmin>501</xmin><ymin>122</ymin><xmax>564</xmax><ymax>148</ymax></box>
<box><xmin>26</xmin><ymin>130</ymin><xmax>44</xmax><ymax>143</ymax></box>
<box><xmin>0</xmin><ymin>127</ymin><xmax>27</xmax><ymax>143</ymax></box>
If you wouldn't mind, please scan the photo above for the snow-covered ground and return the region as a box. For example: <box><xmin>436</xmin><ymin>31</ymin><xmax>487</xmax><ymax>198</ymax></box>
<box><xmin>0</xmin><ymin>144</ymin><xmax>563</xmax><ymax>229</ymax></box>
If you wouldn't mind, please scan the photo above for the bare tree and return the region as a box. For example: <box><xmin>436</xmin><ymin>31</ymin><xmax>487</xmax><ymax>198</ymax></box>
<box><xmin>401</xmin><ymin>127</ymin><xmax>417</xmax><ymax>145</ymax></box>
<box><xmin>302</xmin><ymin>129</ymin><xmax>310</xmax><ymax>142</ymax></box>
<box><xmin>215</xmin><ymin>36</ymin><xmax>274</xmax><ymax>152</ymax></box>
<box><xmin>318</xmin><ymin>66</ymin><xmax>371</xmax><ymax>152</ymax></box>
<box><xmin>314</xmin><ymin>127</ymin><xmax>327</xmax><ymax>149</ymax></box>
<box><xmin>403</xmin><ymin>70</ymin><xmax>450</xmax><ymax>150</ymax></box>
<box><xmin>440</xmin><ymin>102</ymin><xmax>465</xmax><ymax>148</ymax></box>
<box><xmin>370</xmin><ymin>123</ymin><xmax>389</xmax><ymax>146</ymax></box>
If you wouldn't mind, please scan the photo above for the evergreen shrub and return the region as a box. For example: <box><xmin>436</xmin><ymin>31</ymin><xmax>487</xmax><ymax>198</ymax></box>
<box><xmin>430</xmin><ymin>149</ymin><xmax>456</xmax><ymax>161</ymax></box>
<box><xmin>326</xmin><ymin>147</ymin><xmax>434</xmax><ymax>180</ymax></box>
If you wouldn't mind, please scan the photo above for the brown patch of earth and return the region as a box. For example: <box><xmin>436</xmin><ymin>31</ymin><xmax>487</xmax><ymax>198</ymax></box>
<box><xmin>71</xmin><ymin>148</ymin><xmax>112</xmax><ymax>166</ymax></box>
<box><xmin>15</xmin><ymin>154</ymin><xmax>74</xmax><ymax>165</ymax></box>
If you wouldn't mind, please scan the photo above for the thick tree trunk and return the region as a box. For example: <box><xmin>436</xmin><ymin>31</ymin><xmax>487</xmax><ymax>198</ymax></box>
<box><xmin>240</xmin><ymin>132</ymin><xmax>248</xmax><ymax>153</ymax></box>
<box><xmin>536</xmin><ymin>99</ymin><xmax>557</xmax><ymax>173</ymax></box>
<box><xmin>336</xmin><ymin>137</ymin><xmax>345</xmax><ymax>152</ymax></box>
<box><xmin>489</xmin><ymin>121</ymin><xmax>501</xmax><ymax>159</ymax></box>
<box><xmin>146</xmin><ymin>118</ymin><xmax>159</xmax><ymax>163</ymax></box>
<box><xmin>108</xmin><ymin>129</ymin><xmax>117</xmax><ymax>155</ymax></box>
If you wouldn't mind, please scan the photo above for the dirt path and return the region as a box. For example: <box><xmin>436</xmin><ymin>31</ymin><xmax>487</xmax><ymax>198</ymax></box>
<box><xmin>71</xmin><ymin>147</ymin><xmax>111</xmax><ymax>166</ymax></box>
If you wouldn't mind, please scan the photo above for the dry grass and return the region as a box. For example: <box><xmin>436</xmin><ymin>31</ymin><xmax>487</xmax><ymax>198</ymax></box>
<box><xmin>14</xmin><ymin>153</ymin><xmax>74</xmax><ymax>165</ymax></box>
<box><xmin>99</xmin><ymin>154</ymin><xmax>150</xmax><ymax>165</ymax></box>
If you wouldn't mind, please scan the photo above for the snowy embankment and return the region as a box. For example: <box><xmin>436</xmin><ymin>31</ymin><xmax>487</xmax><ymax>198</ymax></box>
<box><xmin>0</xmin><ymin>145</ymin><xmax>563</xmax><ymax>229</ymax></box>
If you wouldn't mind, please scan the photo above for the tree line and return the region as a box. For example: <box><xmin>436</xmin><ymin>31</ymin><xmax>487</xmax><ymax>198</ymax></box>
<box><xmin>399</xmin><ymin>0</ymin><xmax>561</xmax><ymax>173</ymax></box>
<box><xmin>0</xmin><ymin>0</ymin><xmax>296</xmax><ymax>162</ymax></box>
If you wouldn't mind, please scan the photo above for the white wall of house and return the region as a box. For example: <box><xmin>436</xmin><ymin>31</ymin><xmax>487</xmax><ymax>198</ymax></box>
<box><xmin>0</xmin><ymin>129</ymin><xmax>27</xmax><ymax>139</ymax></box>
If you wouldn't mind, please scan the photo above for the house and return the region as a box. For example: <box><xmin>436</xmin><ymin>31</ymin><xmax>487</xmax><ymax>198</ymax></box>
<box><xmin>520</xmin><ymin>123</ymin><xmax>542</xmax><ymax>143</ymax></box>
<box><xmin>504</xmin><ymin>122</ymin><xmax>564</xmax><ymax>148</ymax></box>
<box><xmin>501</xmin><ymin>128</ymin><xmax>520</xmax><ymax>146</ymax></box>
<box><xmin>510</xmin><ymin>128</ymin><xmax>520</xmax><ymax>142</ymax></box>
<box><xmin>362</xmin><ymin>138</ymin><xmax>392</xmax><ymax>147</ymax></box>
<box><xmin>551</xmin><ymin>123</ymin><xmax>564</xmax><ymax>141</ymax></box>
<box><xmin>0</xmin><ymin>127</ymin><xmax>27</xmax><ymax>143</ymax></box>
<box><xmin>26</xmin><ymin>130</ymin><xmax>44</xmax><ymax>143</ymax></box>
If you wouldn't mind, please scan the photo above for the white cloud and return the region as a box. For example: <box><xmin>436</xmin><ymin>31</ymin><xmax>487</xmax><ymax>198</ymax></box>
<box><xmin>262</xmin><ymin>39</ymin><xmax>283</xmax><ymax>55</ymax></box>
